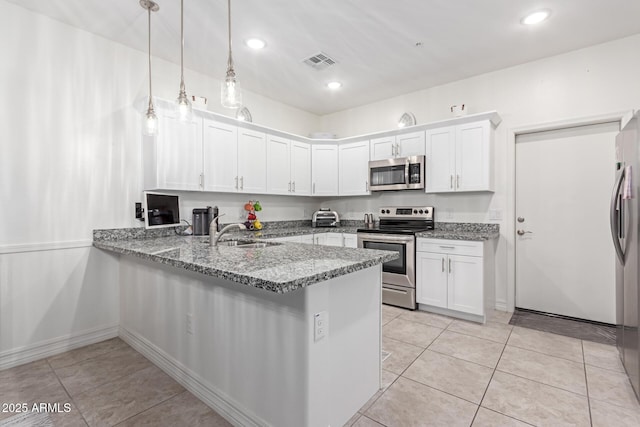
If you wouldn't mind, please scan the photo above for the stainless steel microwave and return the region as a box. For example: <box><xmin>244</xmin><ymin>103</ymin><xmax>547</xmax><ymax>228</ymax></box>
<box><xmin>368</xmin><ymin>155</ymin><xmax>425</xmax><ymax>191</ymax></box>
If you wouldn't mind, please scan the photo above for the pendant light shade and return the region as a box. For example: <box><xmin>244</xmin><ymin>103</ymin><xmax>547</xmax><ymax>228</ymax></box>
<box><xmin>141</xmin><ymin>0</ymin><xmax>159</xmax><ymax>136</ymax></box>
<box><xmin>221</xmin><ymin>0</ymin><xmax>242</xmax><ymax>108</ymax></box>
<box><xmin>175</xmin><ymin>0</ymin><xmax>192</xmax><ymax>121</ymax></box>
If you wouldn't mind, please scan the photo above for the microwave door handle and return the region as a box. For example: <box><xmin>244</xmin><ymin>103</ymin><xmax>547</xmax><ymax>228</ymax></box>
<box><xmin>404</xmin><ymin>158</ymin><xmax>410</xmax><ymax>185</ymax></box>
<box><xmin>609</xmin><ymin>167</ymin><xmax>626</xmax><ymax>264</ymax></box>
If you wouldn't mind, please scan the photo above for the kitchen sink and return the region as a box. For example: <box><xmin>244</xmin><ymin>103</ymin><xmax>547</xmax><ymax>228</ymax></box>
<box><xmin>216</xmin><ymin>240</ymin><xmax>281</xmax><ymax>248</ymax></box>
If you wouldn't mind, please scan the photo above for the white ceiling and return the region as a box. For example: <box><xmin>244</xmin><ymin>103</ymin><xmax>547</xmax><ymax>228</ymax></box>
<box><xmin>8</xmin><ymin>0</ymin><xmax>640</xmax><ymax>115</ymax></box>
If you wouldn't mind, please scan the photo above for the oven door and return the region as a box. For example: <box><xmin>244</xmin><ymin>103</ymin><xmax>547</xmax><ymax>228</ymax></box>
<box><xmin>357</xmin><ymin>233</ymin><xmax>415</xmax><ymax>288</ymax></box>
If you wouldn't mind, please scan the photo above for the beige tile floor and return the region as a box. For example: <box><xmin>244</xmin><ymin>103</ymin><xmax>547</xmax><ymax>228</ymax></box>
<box><xmin>346</xmin><ymin>305</ymin><xmax>640</xmax><ymax>427</ymax></box>
<box><xmin>0</xmin><ymin>338</ymin><xmax>231</xmax><ymax>426</ymax></box>
<box><xmin>1</xmin><ymin>307</ymin><xmax>640</xmax><ymax>427</ymax></box>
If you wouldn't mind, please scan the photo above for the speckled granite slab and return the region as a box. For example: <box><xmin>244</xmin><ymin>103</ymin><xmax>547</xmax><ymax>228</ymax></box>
<box><xmin>93</xmin><ymin>234</ymin><xmax>397</xmax><ymax>294</ymax></box>
<box><xmin>416</xmin><ymin>222</ymin><xmax>499</xmax><ymax>241</ymax></box>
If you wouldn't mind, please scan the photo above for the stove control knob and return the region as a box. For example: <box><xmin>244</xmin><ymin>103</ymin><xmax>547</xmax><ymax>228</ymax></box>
<box><xmin>424</xmin><ymin>209</ymin><xmax>429</xmax><ymax>214</ymax></box>
<box><xmin>386</xmin><ymin>209</ymin><xmax>391</xmax><ymax>214</ymax></box>
<box><xmin>380</xmin><ymin>209</ymin><xmax>385</xmax><ymax>214</ymax></box>
<box><xmin>413</xmin><ymin>209</ymin><xmax>418</xmax><ymax>214</ymax></box>
<box><xmin>419</xmin><ymin>209</ymin><xmax>424</xmax><ymax>214</ymax></box>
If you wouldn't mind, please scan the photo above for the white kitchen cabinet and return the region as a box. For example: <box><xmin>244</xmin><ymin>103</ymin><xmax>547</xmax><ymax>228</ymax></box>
<box><xmin>299</xmin><ymin>234</ymin><xmax>315</xmax><ymax>244</ymax></box>
<box><xmin>144</xmin><ymin>109</ymin><xmax>203</xmax><ymax>191</ymax></box>
<box><xmin>425</xmin><ymin>120</ymin><xmax>493</xmax><ymax>193</ymax></box>
<box><xmin>313</xmin><ymin>233</ymin><xmax>326</xmax><ymax>245</ymax></box>
<box><xmin>266</xmin><ymin>137</ymin><xmax>311</xmax><ymax>196</ymax></box>
<box><xmin>290</xmin><ymin>142</ymin><xmax>312</xmax><ymax>195</ymax></box>
<box><xmin>312</xmin><ymin>144</ymin><xmax>339</xmax><ymax>196</ymax></box>
<box><xmin>237</xmin><ymin>129</ymin><xmax>266</xmax><ymax>193</ymax></box>
<box><xmin>416</xmin><ymin>238</ymin><xmax>494</xmax><ymax>322</ymax></box>
<box><xmin>203</xmin><ymin>119</ymin><xmax>238</xmax><ymax>192</ymax></box>
<box><xmin>369</xmin><ymin>131</ymin><xmax>425</xmax><ymax>160</ymax></box>
<box><xmin>324</xmin><ymin>232</ymin><xmax>344</xmax><ymax>247</ymax></box>
<box><xmin>339</xmin><ymin>141</ymin><xmax>370</xmax><ymax>195</ymax></box>
<box><xmin>343</xmin><ymin>233</ymin><xmax>358</xmax><ymax>248</ymax></box>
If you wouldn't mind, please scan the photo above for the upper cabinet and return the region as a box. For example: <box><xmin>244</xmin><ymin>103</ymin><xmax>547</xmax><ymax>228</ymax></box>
<box><xmin>339</xmin><ymin>141</ymin><xmax>370</xmax><ymax>195</ymax></box>
<box><xmin>425</xmin><ymin>120</ymin><xmax>494</xmax><ymax>193</ymax></box>
<box><xmin>203</xmin><ymin>118</ymin><xmax>237</xmax><ymax>192</ymax></box>
<box><xmin>370</xmin><ymin>131</ymin><xmax>425</xmax><ymax>160</ymax></box>
<box><xmin>312</xmin><ymin>144</ymin><xmax>339</xmax><ymax>196</ymax></box>
<box><xmin>145</xmin><ymin>109</ymin><xmax>203</xmax><ymax>191</ymax></box>
<box><xmin>237</xmin><ymin>129</ymin><xmax>266</xmax><ymax>193</ymax></box>
<box><xmin>266</xmin><ymin>136</ymin><xmax>311</xmax><ymax>196</ymax></box>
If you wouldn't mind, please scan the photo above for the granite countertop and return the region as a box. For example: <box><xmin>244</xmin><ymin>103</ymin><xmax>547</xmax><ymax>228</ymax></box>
<box><xmin>93</xmin><ymin>231</ymin><xmax>398</xmax><ymax>294</ymax></box>
<box><xmin>416</xmin><ymin>223</ymin><xmax>500</xmax><ymax>241</ymax></box>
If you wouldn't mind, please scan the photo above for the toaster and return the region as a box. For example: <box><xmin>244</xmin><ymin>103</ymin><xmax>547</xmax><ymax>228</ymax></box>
<box><xmin>312</xmin><ymin>209</ymin><xmax>340</xmax><ymax>228</ymax></box>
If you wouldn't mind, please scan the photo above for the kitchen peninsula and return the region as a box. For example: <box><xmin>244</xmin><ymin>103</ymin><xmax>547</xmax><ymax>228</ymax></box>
<box><xmin>94</xmin><ymin>228</ymin><xmax>397</xmax><ymax>427</ymax></box>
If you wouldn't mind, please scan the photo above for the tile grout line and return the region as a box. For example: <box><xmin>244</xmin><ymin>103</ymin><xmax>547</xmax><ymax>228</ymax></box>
<box><xmin>112</xmin><ymin>389</ymin><xmax>189</xmax><ymax>426</ymax></box>
<box><xmin>582</xmin><ymin>340</ymin><xmax>594</xmax><ymax>427</ymax></box>
<box><xmin>46</xmin><ymin>359</ymin><xmax>91</xmax><ymax>427</ymax></box>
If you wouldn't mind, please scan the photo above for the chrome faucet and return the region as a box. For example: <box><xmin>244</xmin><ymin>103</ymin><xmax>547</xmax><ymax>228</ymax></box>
<box><xmin>209</xmin><ymin>212</ymin><xmax>225</xmax><ymax>240</ymax></box>
<box><xmin>210</xmin><ymin>215</ymin><xmax>247</xmax><ymax>247</ymax></box>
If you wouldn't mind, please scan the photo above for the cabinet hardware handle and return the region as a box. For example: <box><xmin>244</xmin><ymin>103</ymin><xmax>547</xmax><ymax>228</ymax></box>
<box><xmin>292</xmin><ymin>181</ymin><xmax>295</xmax><ymax>192</ymax></box>
<box><xmin>342</xmin><ymin>236</ymin><xmax>346</xmax><ymax>246</ymax></box>
<box><xmin>396</xmin><ymin>143</ymin><xmax>400</xmax><ymax>156</ymax></box>
<box><xmin>240</xmin><ymin>176</ymin><xmax>244</xmax><ymax>190</ymax></box>
<box><xmin>235</xmin><ymin>176</ymin><xmax>238</xmax><ymax>189</ymax></box>
<box><xmin>450</xmin><ymin>175</ymin><xmax>453</xmax><ymax>189</ymax></box>
<box><xmin>448</xmin><ymin>258</ymin><xmax>452</xmax><ymax>273</ymax></box>
<box><xmin>288</xmin><ymin>182</ymin><xmax>291</xmax><ymax>192</ymax></box>
<box><xmin>456</xmin><ymin>174</ymin><xmax>460</xmax><ymax>189</ymax></box>
<box><xmin>199</xmin><ymin>173</ymin><xmax>203</xmax><ymax>188</ymax></box>
<box><xmin>439</xmin><ymin>245</ymin><xmax>455</xmax><ymax>249</ymax></box>
<box><xmin>365</xmin><ymin>180</ymin><xmax>369</xmax><ymax>191</ymax></box>
<box><xmin>442</xmin><ymin>257</ymin><xmax>445</xmax><ymax>272</ymax></box>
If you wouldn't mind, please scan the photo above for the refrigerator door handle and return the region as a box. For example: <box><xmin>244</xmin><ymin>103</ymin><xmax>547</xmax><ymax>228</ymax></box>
<box><xmin>610</xmin><ymin>167</ymin><xmax>626</xmax><ymax>264</ymax></box>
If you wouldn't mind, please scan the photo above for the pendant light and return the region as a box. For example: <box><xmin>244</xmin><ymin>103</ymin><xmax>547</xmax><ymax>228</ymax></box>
<box><xmin>221</xmin><ymin>0</ymin><xmax>242</xmax><ymax>108</ymax></box>
<box><xmin>175</xmin><ymin>0</ymin><xmax>192</xmax><ymax>121</ymax></box>
<box><xmin>141</xmin><ymin>0</ymin><xmax>159</xmax><ymax>136</ymax></box>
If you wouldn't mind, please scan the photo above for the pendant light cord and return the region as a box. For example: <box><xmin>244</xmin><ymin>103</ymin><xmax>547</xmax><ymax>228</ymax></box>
<box><xmin>180</xmin><ymin>0</ymin><xmax>185</xmax><ymax>91</ymax></box>
<box><xmin>147</xmin><ymin>6</ymin><xmax>153</xmax><ymax>110</ymax></box>
<box><xmin>226</xmin><ymin>0</ymin><xmax>234</xmax><ymax>73</ymax></box>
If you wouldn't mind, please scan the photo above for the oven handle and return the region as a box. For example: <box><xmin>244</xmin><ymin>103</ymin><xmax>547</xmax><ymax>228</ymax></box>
<box><xmin>357</xmin><ymin>233</ymin><xmax>414</xmax><ymax>244</ymax></box>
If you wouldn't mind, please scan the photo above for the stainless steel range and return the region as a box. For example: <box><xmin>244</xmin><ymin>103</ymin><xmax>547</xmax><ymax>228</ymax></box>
<box><xmin>357</xmin><ymin>206</ymin><xmax>434</xmax><ymax>310</ymax></box>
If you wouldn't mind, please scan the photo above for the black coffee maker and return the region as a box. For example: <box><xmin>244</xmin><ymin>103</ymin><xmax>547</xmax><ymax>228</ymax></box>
<box><xmin>192</xmin><ymin>206</ymin><xmax>218</xmax><ymax>235</ymax></box>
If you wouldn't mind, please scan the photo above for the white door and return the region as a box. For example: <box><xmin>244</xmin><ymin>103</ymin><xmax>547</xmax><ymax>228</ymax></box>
<box><xmin>311</xmin><ymin>144</ymin><xmax>339</xmax><ymax>196</ymax></box>
<box><xmin>203</xmin><ymin>119</ymin><xmax>237</xmax><ymax>192</ymax></box>
<box><xmin>515</xmin><ymin>121</ymin><xmax>619</xmax><ymax>323</ymax></box>
<box><xmin>425</xmin><ymin>126</ymin><xmax>456</xmax><ymax>193</ymax></box>
<box><xmin>339</xmin><ymin>141</ymin><xmax>370</xmax><ymax>195</ymax></box>
<box><xmin>266</xmin><ymin>135</ymin><xmax>291</xmax><ymax>195</ymax></box>
<box><xmin>448</xmin><ymin>255</ymin><xmax>483</xmax><ymax>315</ymax></box>
<box><xmin>290</xmin><ymin>141</ymin><xmax>311</xmax><ymax>195</ymax></box>
<box><xmin>370</xmin><ymin>136</ymin><xmax>395</xmax><ymax>160</ymax></box>
<box><xmin>237</xmin><ymin>129</ymin><xmax>266</xmax><ymax>193</ymax></box>
<box><xmin>397</xmin><ymin>131</ymin><xmax>426</xmax><ymax>157</ymax></box>
<box><xmin>416</xmin><ymin>251</ymin><xmax>448</xmax><ymax>308</ymax></box>
<box><xmin>157</xmin><ymin>112</ymin><xmax>202</xmax><ymax>191</ymax></box>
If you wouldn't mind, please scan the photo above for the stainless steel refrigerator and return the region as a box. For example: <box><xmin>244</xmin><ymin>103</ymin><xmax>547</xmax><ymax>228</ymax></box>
<box><xmin>611</xmin><ymin>111</ymin><xmax>640</xmax><ymax>401</ymax></box>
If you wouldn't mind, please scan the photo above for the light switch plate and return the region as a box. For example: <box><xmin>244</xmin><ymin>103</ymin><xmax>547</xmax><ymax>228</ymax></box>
<box><xmin>489</xmin><ymin>209</ymin><xmax>503</xmax><ymax>220</ymax></box>
<box><xmin>314</xmin><ymin>311</ymin><xmax>328</xmax><ymax>342</ymax></box>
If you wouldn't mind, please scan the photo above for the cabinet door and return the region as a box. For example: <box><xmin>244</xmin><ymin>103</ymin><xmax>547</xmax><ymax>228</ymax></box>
<box><xmin>299</xmin><ymin>234</ymin><xmax>315</xmax><ymax>244</ymax></box>
<box><xmin>397</xmin><ymin>131</ymin><xmax>426</xmax><ymax>157</ymax></box>
<box><xmin>290</xmin><ymin>141</ymin><xmax>311</xmax><ymax>195</ymax></box>
<box><xmin>237</xmin><ymin>129</ymin><xmax>266</xmax><ymax>193</ymax></box>
<box><xmin>157</xmin><ymin>111</ymin><xmax>203</xmax><ymax>191</ymax></box>
<box><xmin>425</xmin><ymin>126</ymin><xmax>456</xmax><ymax>193</ymax></box>
<box><xmin>447</xmin><ymin>255</ymin><xmax>483</xmax><ymax>315</ymax></box>
<box><xmin>313</xmin><ymin>233</ymin><xmax>327</xmax><ymax>245</ymax></box>
<box><xmin>203</xmin><ymin>119</ymin><xmax>237</xmax><ymax>192</ymax></box>
<box><xmin>339</xmin><ymin>141</ymin><xmax>370</xmax><ymax>195</ymax></box>
<box><xmin>416</xmin><ymin>252</ymin><xmax>448</xmax><ymax>308</ymax></box>
<box><xmin>311</xmin><ymin>144</ymin><xmax>339</xmax><ymax>196</ymax></box>
<box><xmin>343</xmin><ymin>234</ymin><xmax>358</xmax><ymax>248</ymax></box>
<box><xmin>455</xmin><ymin>121</ymin><xmax>492</xmax><ymax>192</ymax></box>
<box><xmin>266</xmin><ymin>135</ymin><xmax>291</xmax><ymax>195</ymax></box>
<box><xmin>370</xmin><ymin>136</ymin><xmax>395</xmax><ymax>160</ymax></box>
<box><xmin>324</xmin><ymin>233</ymin><xmax>344</xmax><ymax>247</ymax></box>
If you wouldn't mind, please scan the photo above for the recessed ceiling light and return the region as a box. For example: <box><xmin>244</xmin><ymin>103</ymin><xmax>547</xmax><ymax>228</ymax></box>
<box><xmin>521</xmin><ymin>9</ymin><xmax>550</xmax><ymax>25</ymax></box>
<box><xmin>245</xmin><ymin>38</ymin><xmax>266</xmax><ymax>49</ymax></box>
<box><xmin>327</xmin><ymin>81</ymin><xmax>342</xmax><ymax>90</ymax></box>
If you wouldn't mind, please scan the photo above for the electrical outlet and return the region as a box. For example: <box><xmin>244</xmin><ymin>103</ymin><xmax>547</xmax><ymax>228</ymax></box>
<box><xmin>135</xmin><ymin>202</ymin><xmax>144</xmax><ymax>221</ymax></box>
<box><xmin>186</xmin><ymin>313</ymin><xmax>194</xmax><ymax>335</ymax></box>
<box><xmin>489</xmin><ymin>209</ymin><xmax>503</xmax><ymax>220</ymax></box>
<box><xmin>314</xmin><ymin>311</ymin><xmax>328</xmax><ymax>342</ymax></box>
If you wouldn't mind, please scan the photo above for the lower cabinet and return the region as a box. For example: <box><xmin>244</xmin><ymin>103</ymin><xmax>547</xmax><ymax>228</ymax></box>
<box><xmin>416</xmin><ymin>238</ymin><xmax>494</xmax><ymax>322</ymax></box>
<box><xmin>269</xmin><ymin>232</ymin><xmax>356</xmax><ymax>247</ymax></box>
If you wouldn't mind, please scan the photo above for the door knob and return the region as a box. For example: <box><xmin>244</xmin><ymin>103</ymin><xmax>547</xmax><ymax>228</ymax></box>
<box><xmin>517</xmin><ymin>230</ymin><xmax>533</xmax><ymax>236</ymax></box>
<box><xmin>517</xmin><ymin>217</ymin><xmax>525</xmax><ymax>223</ymax></box>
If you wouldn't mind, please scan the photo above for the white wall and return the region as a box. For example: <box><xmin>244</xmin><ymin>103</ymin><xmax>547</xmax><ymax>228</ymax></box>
<box><xmin>320</xmin><ymin>34</ymin><xmax>640</xmax><ymax>310</ymax></box>
<box><xmin>0</xmin><ymin>0</ymin><xmax>320</xmax><ymax>365</ymax></box>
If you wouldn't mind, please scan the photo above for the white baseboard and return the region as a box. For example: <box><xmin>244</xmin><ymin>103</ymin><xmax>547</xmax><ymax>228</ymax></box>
<box><xmin>494</xmin><ymin>300</ymin><xmax>508</xmax><ymax>311</ymax></box>
<box><xmin>0</xmin><ymin>324</ymin><xmax>118</xmax><ymax>371</ymax></box>
<box><xmin>119</xmin><ymin>327</ymin><xmax>263</xmax><ymax>427</ymax></box>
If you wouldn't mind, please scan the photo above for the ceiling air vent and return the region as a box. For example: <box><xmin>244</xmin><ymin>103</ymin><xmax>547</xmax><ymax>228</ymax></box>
<box><xmin>303</xmin><ymin>52</ymin><xmax>337</xmax><ymax>70</ymax></box>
